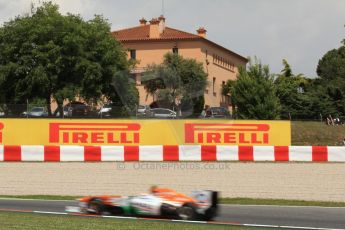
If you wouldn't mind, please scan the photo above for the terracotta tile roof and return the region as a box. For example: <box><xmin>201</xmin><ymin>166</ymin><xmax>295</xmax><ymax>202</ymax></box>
<box><xmin>112</xmin><ymin>25</ymin><xmax>247</xmax><ymax>62</ymax></box>
<box><xmin>112</xmin><ymin>25</ymin><xmax>200</xmax><ymax>41</ymax></box>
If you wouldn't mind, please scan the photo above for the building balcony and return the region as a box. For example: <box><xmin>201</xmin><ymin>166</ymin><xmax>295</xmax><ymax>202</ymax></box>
<box><xmin>130</xmin><ymin>67</ymin><xmax>147</xmax><ymax>74</ymax></box>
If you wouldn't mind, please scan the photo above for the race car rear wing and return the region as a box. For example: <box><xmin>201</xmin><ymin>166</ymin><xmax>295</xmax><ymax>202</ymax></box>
<box><xmin>190</xmin><ymin>190</ymin><xmax>218</xmax><ymax>210</ymax></box>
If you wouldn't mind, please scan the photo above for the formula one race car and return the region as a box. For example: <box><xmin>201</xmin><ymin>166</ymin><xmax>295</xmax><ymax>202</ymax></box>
<box><xmin>78</xmin><ymin>187</ymin><xmax>218</xmax><ymax>221</ymax></box>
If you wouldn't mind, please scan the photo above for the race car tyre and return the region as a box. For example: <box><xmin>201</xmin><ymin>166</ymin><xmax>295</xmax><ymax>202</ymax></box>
<box><xmin>202</xmin><ymin>206</ymin><xmax>218</xmax><ymax>221</ymax></box>
<box><xmin>177</xmin><ymin>203</ymin><xmax>197</xmax><ymax>220</ymax></box>
<box><xmin>89</xmin><ymin>199</ymin><xmax>105</xmax><ymax>215</ymax></box>
<box><xmin>160</xmin><ymin>203</ymin><xmax>177</xmax><ymax>217</ymax></box>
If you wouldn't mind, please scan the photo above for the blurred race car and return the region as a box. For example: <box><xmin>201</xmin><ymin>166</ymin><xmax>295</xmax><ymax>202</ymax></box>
<box><xmin>78</xmin><ymin>187</ymin><xmax>218</xmax><ymax>221</ymax></box>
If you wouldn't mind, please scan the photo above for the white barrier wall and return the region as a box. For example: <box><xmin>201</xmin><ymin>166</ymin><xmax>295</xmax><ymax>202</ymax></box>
<box><xmin>1</xmin><ymin>162</ymin><xmax>345</xmax><ymax>202</ymax></box>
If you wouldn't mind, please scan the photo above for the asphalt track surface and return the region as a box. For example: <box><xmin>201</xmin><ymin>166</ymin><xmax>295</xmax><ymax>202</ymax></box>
<box><xmin>0</xmin><ymin>199</ymin><xmax>345</xmax><ymax>229</ymax></box>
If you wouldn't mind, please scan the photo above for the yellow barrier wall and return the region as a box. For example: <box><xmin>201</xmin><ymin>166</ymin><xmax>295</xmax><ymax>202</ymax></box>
<box><xmin>0</xmin><ymin>119</ymin><xmax>291</xmax><ymax>146</ymax></box>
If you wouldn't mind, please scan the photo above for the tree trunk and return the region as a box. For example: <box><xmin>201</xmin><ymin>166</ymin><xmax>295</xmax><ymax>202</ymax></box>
<box><xmin>46</xmin><ymin>96</ymin><xmax>52</xmax><ymax>117</ymax></box>
<box><xmin>53</xmin><ymin>99</ymin><xmax>63</xmax><ymax>118</ymax></box>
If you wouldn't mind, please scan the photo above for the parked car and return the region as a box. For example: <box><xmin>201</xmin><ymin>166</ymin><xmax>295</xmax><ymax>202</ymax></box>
<box><xmin>149</xmin><ymin>108</ymin><xmax>177</xmax><ymax>119</ymax></box>
<box><xmin>204</xmin><ymin>107</ymin><xmax>231</xmax><ymax>119</ymax></box>
<box><xmin>65</xmin><ymin>102</ymin><xmax>91</xmax><ymax>117</ymax></box>
<box><xmin>98</xmin><ymin>104</ymin><xmax>112</xmax><ymax>117</ymax></box>
<box><xmin>55</xmin><ymin>106</ymin><xmax>70</xmax><ymax>117</ymax></box>
<box><xmin>22</xmin><ymin>107</ymin><xmax>48</xmax><ymax>117</ymax></box>
<box><xmin>98</xmin><ymin>102</ymin><xmax>124</xmax><ymax>118</ymax></box>
<box><xmin>136</xmin><ymin>105</ymin><xmax>150</xmax><ymax>117</ymax></box>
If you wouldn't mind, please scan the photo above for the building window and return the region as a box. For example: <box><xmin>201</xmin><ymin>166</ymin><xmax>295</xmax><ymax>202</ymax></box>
<box><xmin>136</xmin><ymin>74</ymin><xmax>142</xmax><ymax>86</ymax></box>
<box><xmin>130</xmin><ymin>50</ymin><xmax>136</xmax><ymax>60</ymax></box>
<box><xmin>227</xmin><ymin>95</ymin><xmax>232</xmax><ymax>105</ymax></box>
<box><xmin>172</xmin><ymin>47</ymin><xmax>178</xmax><ymax>54</ymax></box>
<box><xmin>213</xmin><ymin>77</ymin><xmax>216</xmax><ymax>93</ymax></box>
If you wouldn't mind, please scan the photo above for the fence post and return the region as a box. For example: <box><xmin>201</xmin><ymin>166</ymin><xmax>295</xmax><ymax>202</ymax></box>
<box><xmin>26</xmin><ymin>99</ymin><xmax>29</xmax><ymax>118</ymax></box>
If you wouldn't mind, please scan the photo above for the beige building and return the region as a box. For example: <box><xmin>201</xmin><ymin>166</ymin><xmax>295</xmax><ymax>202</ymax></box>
<box><xmin>112</xmin><ymin>16</ymin><xmax>247</xmax><ymax>109</ymax></box>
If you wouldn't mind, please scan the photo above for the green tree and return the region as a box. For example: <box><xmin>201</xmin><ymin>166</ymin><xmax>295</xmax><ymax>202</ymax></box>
<box><xmin>225</xmin><ymin>57</ymin><xmax>280</xmax><ymax>119</ymax></box>
<box><xmin>275</xmin><ymin>59</ymin><xmax>312</xmax><ymax>119</ymax></box>
<box><xmin>0</xmin><ymin>2</ymin><xmax>135</xmax><ymax>116</ymax></box>
<box><xmin>110</xmin><ymin>71</ymin><xmax>139</xmax><ymax>116</ymax></box>
<box><xmin>276</xmin><ymin>58</ymin><xmax>344</xmax><ymax>120</ymax></box>
<box><xmin>316</xmin><ymin>32</ymin><xmax>345</xmax><ymax>119</ymax></box>
<box><xmin>281</xmin><ymin>59</ymin><xmax>293</xmax><ymax>78</ymax></box>
<box><xmin>304</xmin><ymin>81</ymin><xmax>341</xmax><ymax>120</ymax></box>
<box><xmin>317</xmin><ymin>46</ymin><xmax>345</xmax><ymax>88</ymax></box>
<box><xmin>142</xmin><ymin>53</ymin><xmax>207</xmax><ymax>116</ymax></box>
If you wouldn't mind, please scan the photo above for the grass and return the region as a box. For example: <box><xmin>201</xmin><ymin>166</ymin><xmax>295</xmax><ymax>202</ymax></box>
<box><xmin>291</xmin><ymin>121</ymin><xmax>345</xmax><ymax>146</ymax></box>
<box><xmin>1</xmin><ymin>195</ymin><xmax>345</xmax><ymax>207</ymax></box>
<box><xmin>220</xmin><ymin>197</ymin><xmax>345</xmax><ymax>207</ymax></box>
<box><xmin>0</xmin><ymin>195</ymin><xmax>80</xmax><ymax>200</ymax></box>
<box><xmin>0</xmin><ymin>211</ymin><xmax>262</xmax><ymax>230</ymax></box>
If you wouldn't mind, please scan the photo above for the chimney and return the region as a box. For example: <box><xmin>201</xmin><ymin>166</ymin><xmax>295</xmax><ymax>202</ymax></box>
<box><xmin>197</xmin><ymin>27</ymin><xmax>207</xmax><ymax>38</ymax></box>
<box><xmin>149</xmin><ymin>18</ymin><xmax>160</xmax><ymax>38</ymax></box>
<box><xmin>158</xmin><ymin>15</ymin><xmax>166</xmax><ymax>34</ymax></box>
<box><xmin>139</xmin><ymin>17</ymin><xmax>147</xmax><ymax>26</ymax></box>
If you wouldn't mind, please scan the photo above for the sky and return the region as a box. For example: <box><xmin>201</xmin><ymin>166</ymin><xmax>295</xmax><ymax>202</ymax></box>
<box><xmin>0</xmin><ymin>0</ymin><xmax>345</xmax><ymax>77</ymax></box>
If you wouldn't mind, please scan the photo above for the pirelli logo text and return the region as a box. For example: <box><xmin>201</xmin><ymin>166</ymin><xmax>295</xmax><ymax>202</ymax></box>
<box><xmin>0</xmin><ymin>122</ymin><xmax>3</xmax><ymax>143</ymax></box>
<box><xmin>49</xmin><ymin>123</ymin><xmax>141</xmax><ymax>144</ymax></box>
<box><xmin>185</xmin><ymin>123</ymin><xmax>270</xmax><ymax>144</ymax></box>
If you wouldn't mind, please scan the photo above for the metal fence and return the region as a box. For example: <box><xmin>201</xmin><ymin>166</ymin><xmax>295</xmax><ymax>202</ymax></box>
<box><xmin>0</xmin><ymin>103</ymin><xmax>335</xmax><ymax>121</ymax></box>
<box><xmin>0</xmin><ymin>103</ymin><xmax>201</xmax><ymax>119</ymax></box>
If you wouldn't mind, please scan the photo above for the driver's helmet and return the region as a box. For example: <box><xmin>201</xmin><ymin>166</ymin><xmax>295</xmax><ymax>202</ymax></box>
<box><xmin>150</xmin><ymin>185</ymin><xmax>158</xmax><ymax>194</ymax></box>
